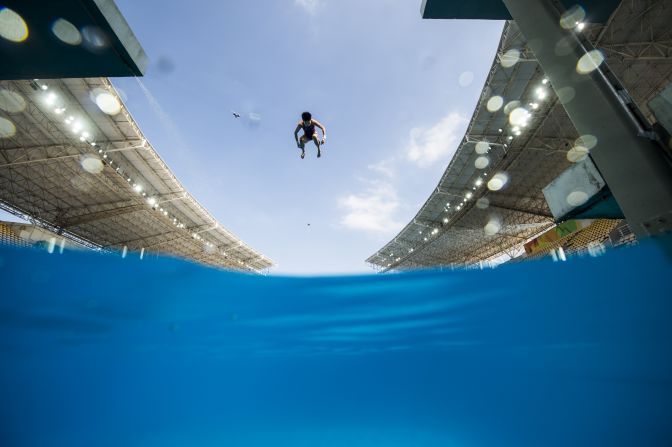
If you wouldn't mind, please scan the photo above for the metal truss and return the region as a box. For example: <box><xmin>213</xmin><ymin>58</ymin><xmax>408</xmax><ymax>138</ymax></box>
<box><xmin>0</xmin><ymin>77</ymin><xmax>273</xmax><ymax>272</ymax></box>
<box><xmin>368</xmin><ymin>0</ymin><xmax>672</xmax><ymax>271</ymax></box>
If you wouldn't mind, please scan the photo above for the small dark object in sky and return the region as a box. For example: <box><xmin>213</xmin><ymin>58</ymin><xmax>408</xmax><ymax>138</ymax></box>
<box><xmin>307</xmin><ymin>223</ymin><xmax>311</xmax><ymax>226</ymax></box>
<box><xmin>232</xmin><ymin>112</ymin><xmax>241</xmax><ymax>118</ymax></box>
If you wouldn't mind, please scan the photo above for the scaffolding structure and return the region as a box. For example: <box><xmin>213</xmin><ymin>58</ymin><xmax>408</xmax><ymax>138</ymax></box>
<box><xmin>0</xmin><ymin>77</ymin><xmax>273</xmax><ymax>273</ymax></box>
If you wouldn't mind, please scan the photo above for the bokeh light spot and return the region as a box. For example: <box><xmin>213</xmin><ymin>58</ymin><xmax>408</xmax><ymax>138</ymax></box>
<box><xmin>0</xmin><ymin>89</ymin><xmax>26</xmax><ymax>113</ymax></box>
<box><xmin>486</xmin><ymin>95</ymin><xmax>503</xmax><ymax>112</ymax></box>
<box><xmin>575</xmin><ymin>134</ymin><xmax>598</xmax><ymax>150</ymax></box>
<box><xmin>0</xmin><ymin>7</ymin><xmax>28</xmax><ymax>42</ymax></box>
<box><xmin>474</xmin><ymin>156</ymin><xmax>490</xmax><ymax>169</ymax></box>
<box><xmin>52</xmin><ymin>18</ymin><xmax>82</xmax><ymax>45</ymax></box>
<box><xmin>80</xmin><ymin>155</ymin><xmax>104</xmax><ymax>174</ymax></box>
<box><xmin>500</xmin><ymin>49</ymin><xmax>520</xmax><ymax>68</ymax></box>
<box><xmin>475</xmin><ymin>141</ymin><xmax>490</xmax><ymax>154</ymax></box>
<box><xmin>484</xmin><ymin>218</ymin><xmax>502</xmax><ymax>236</ymax></box>
<box><xmin>560</xmin><ymin>5</ymin><xmax>586</xmax><ymax>29</ymax></box>
<box><xmin>82</xmin><ymin>26</ymin><xmax>109</xmax><ymax>50</ymax></box>
<box><xmin>556</xmin><ymin>86</ymin><xmax>576</xmax><ymax>104</ymax></box>
<box><xmin>95</xmin><ymin>91</ymin><xmax>122</xmax><ymax>115</ymax></box>
<box><xmin>503</xmin><ymin>100</ymin><xmax>521</xmax><ymax>115</ymax></box>
<box><xmin>0</xmin><ymin>116</ymin><xmax>16</xmax><ymax>138</ymax></box>
<box><xmin>487</xmin><ymin>172</ymin><xmax>509</xmax><ymax>191</ymax></box>
<box><xmin>476</xmin><ymin>198</ymin><xmax>490</xmax><ymax>209</ymax></box>
<box><xmin>567</xmin><ymin>190</ymin><xmax>589</xmax><ymax>207</ymax></box>
<box><xmin>577</xmin><ymin>50</ymin><xmax>605</xmax><ymax>74</ymax></box>
<box><xmin>509</xmin><ymin>107</ymin><xmax>531</xmax><ymax>127</ymax></box>
<box><xmin>567</xmin><ymin>145</ymin><xmax>589</xmax><ymax>163</ymax></box>
<box><xmin>459</xmin><ymin>71</ymin><xmax>474</xmax><ymax>87</ymax></box>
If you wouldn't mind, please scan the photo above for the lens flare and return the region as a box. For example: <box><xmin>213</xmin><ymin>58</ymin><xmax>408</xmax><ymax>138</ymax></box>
<box><xmin>476</xmin><ymin>198</ymin><xmax>490</xmax><ymax>209</ymax></box>
<box><xmin>487</xmin><ymin>173</ymin><xmax>509</xmax><ymax>191</ymax></box>
<box><xmin>82</xmin><ymin>26</ymin><xmax>109</xmax><ymax>50</ymax></box>
<box><xmin>484</xmin><ymin>218</ymin><xmax>502</xmax><ymax>236</ymax></box>
<box><xmin>0</xmin><ymin>7</ymin><xmax>28</xmax><ymax>42</ymax></box>
<box><xmin>475</xmin><ymin>142</ymin><xmax>490</xmax><ymax>154</ymax></box>
<box><xmin>474</xmin><ymin>156</ymin><xmax>490</xmax><ymax>169</ymax></box>
<box><xmin>577</xmin><ymin>50</ymin><xmax>605</xmax><ymax>74</ymax></box>
<box><xmin>509</xmin><ymin>107</ymin><xmax>531</xmax><ymax>127</ymax></box>
<box><xmin>52</xmin><ymin>18</ymin><xmax>82</xmax><ymax>45</ymax></box>
<box><xmin>560</xmin><ymin>5</ymin><xmax>586</xmax><ymax>29</ymax></box>
<box><xmin>0</xmin><ymin>89</ymin><xmax>26</xmax><ymax>113</ymax></box>
<box><xmin>459</xmin><ymin>71</ymin><xmax>474</xmax><ymax>87</ymax></box>
<box><xmin>80</xmin><ymin>155</ymin><xmax>104</xmax><ymax>174</ymax></box>
<box><xmin>503</xmin><ymin>100</ymin><xmax>521</xmax><ymax>115</ymax></box>
<box><xmin>94</xmin><ymin>91</ymin><xmax>122</xmax><ymax>115</ymax></box>
<box><xmin>575</xmin><ymin>134</ymin><xmax>598</xmax><ymax>150</ymax></box>
<box><xmin>0</xmin><ymin>117</ymin><xmax>16</xmax><ymax>138</ymax></box>
<box><xmin>567</xmin><ymin>190</ymin><xmax>589</xmax><ymax>207</ymax></box>
<box><xmin>486</xmin><ymin>95</ymin><xmax>504</xmax><ymax>112</ymax></box>
<box><xmin>500</xmin><ymin>49</ymin><xmax>520</xmax><ymax>68</ymax></box>
<box><xmin>566</xmin><ymin>145</ymin><xmax>589</xmax><ymax>163</ymax></box>
<box><xmin>556</xmin><ymin>86</ymin><xmax>576</xmax><ymax>105</ymax></box>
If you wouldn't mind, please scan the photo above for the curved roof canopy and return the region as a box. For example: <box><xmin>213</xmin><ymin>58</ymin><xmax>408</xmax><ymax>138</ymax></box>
<box><xmin>368</xmin><ymin>0</ymin><xmax>672</xmax><ymax>271</ymax></box>
<box><xmin>0</xmin><ymin>77</ymin><xmax>273</xmax><ymax>272</ymax></box>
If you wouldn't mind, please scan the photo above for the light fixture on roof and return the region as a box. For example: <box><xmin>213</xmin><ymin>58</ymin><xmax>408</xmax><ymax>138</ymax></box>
<box><xmin>82</xmin><ymin>131</ymin><xmax>90</xmax><ymax>139</ymax></box>
<box><xmin>79</xmin><ymin>136</ymin><xmax>85</xmax><ymax>142</ymax></box>
<box><xmin>529</xmin><ymin>102</ymin><xmax>539</xmax><ymax>110</ymax></box>
<box><xmin>133</xmin><ymin>184</ymin><xmax>142</xmax><ymax>193</ymax></box>
<box><xmin>576</xmin><ymin>22</ymin><xmax>585</xmax><ymax>31</ymax></box>
<box><xmin>443</xmin><ymin>217</ymin><xmax>448</xmax><ymax>223</ymax></box>
<box><xmin>498</xmin><ymin>128</ymin><xmax>503</xmax><ymax>133</ymax></box>
<box><xmin>542</xmin><ymin>78</ymin><xmax>549</xmax><ymax>85</ymax></box>
<box><xmin>91</xmin><ymin>142</ymin><xmax>96</xmax><ymax>146</ymax></box>
<box><xmin>536</xmin><ymin>87</ymin><xmax>547</xmax><ymax>100</ymax></box>
<box><xmin>475</xmin><ymin>178</ymin><xmax>483</xmax><ymax>186</ymax></box>
<box><xmin>423</xmin><ymin>237</ymin><xmax>428</xmax><ymax>241</ymax></box>
<box><xmin>45</xmin><ymin>92</ymin><xmax>57</xmax><ymax>105</ymax></box>
<box><xmin>508</xmin><ymin>136</ymin><xmax>513</xmax><ymax>140</ymax></box>
<box><xmin>465</xmin><ymin>192</ymin><xmax>473</xmax><ymax>199</ymax></box>
<box><xmin>41</xmin><ymin>84</ymin><xmax>48</xmax><ymax>91</ymax></box>
<box><xmin>147</xmin><ymin>197</ymin><xmax>157</xmax><ymax>206</ymax></box>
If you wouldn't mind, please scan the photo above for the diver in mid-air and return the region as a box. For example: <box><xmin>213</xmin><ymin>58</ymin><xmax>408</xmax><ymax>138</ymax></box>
<box><xmin>294</xmin><ymin>111</ymin><xmax>326</xmax><ymax>159</ymax></box>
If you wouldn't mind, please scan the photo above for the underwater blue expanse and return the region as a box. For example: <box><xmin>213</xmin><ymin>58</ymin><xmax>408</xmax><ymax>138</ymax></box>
<box><xmin>1</xmin><ymin>240</ymin><xmax>671</xmax><ymax>446</ymax></box>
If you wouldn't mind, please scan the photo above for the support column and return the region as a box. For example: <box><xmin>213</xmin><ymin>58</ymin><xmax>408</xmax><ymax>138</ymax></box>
<box><xmin>502</xmin><ymin>0</ymin><xmax>672</xmax><ymax>237</ymax></box>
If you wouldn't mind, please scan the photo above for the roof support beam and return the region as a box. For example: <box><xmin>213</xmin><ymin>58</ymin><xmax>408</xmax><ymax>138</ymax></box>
<box><xmin>58</xmin><ymin>204</ymin><xmax>146</xmax><ymax>228</ymax></box>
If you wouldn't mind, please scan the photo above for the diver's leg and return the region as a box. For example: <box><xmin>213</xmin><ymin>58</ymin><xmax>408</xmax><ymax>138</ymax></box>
<box><xmin>312</xmin><ymin>134</ymin><xmax>321</xmax><ymax>158</ymax></box>
<box><xmin>299</xmin><ymin>136</ymin><xmax>307</xmax><ymax>159</ymax></box>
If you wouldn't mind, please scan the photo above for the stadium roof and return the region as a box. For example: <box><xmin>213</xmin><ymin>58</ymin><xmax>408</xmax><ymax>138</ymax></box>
<box><xmin>367</xmin><ymin>0</ymin><xmax>672</xmax><ymax>271</ymax></box>
<box><xmin>0</xmin><ymin>77</ymin><xmax>273</xmax><ymax>272</ymax></box>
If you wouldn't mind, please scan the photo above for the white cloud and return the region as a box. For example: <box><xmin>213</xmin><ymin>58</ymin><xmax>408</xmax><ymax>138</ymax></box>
<box><xmin>367</xmin><ymin>158</ymin><xmax>395</xmax><ymax>178</ymax></box>
<box><xmin>295</xmin><ymin>0</ymin><xmax>321</xmax><ymax>14</ymax></box>
<box><xmin>338</xmin><ymin>181</ymin><xmax>403</xmax><ymax>234</ymax></box>
<box><xmin>406</xmin><ymin>112</ymin><xmax>467</xmax><ymax>168</ymax></box>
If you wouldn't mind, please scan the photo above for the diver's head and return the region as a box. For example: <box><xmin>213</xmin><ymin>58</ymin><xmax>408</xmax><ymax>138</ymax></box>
<box><xmin>301</xmin><ymin>111</ymin><xmax>312</xmax><ymax>124</ymax></box>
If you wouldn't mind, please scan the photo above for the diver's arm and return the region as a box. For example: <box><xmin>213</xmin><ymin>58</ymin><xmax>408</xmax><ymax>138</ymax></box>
<box><xmin>313</xmin><ymin>120</ymin><xmax>327</xmax><ymax>141</ymax></box>
<box><xmin>294</xmin><ymin>123</ymin><xmax>302</xmax><ymax>145</ymax></box>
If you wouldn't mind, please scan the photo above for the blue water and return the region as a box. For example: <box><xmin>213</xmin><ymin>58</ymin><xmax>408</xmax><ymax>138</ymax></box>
<box><xmin>1</xmin><ymin>240</ymin><xmax>671</xmax><ymax>446</ymax></box>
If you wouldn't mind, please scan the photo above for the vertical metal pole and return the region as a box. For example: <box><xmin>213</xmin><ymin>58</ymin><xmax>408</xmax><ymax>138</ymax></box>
<box><xmin>502</xmin><ymin>0</ymin><xmax>672</xmax><ymax>237</ymax></box>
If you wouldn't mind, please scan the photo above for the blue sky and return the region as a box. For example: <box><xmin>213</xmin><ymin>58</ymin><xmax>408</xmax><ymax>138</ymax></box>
<box><xmin>0</xmin><ymin>1</ymin><xmax>503</xmax><ymax>274</ymax></box>
<box><xmin>109</xmin><ymin>0</ymin><xmax>504</xmax><ymax>275</ymax></box>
